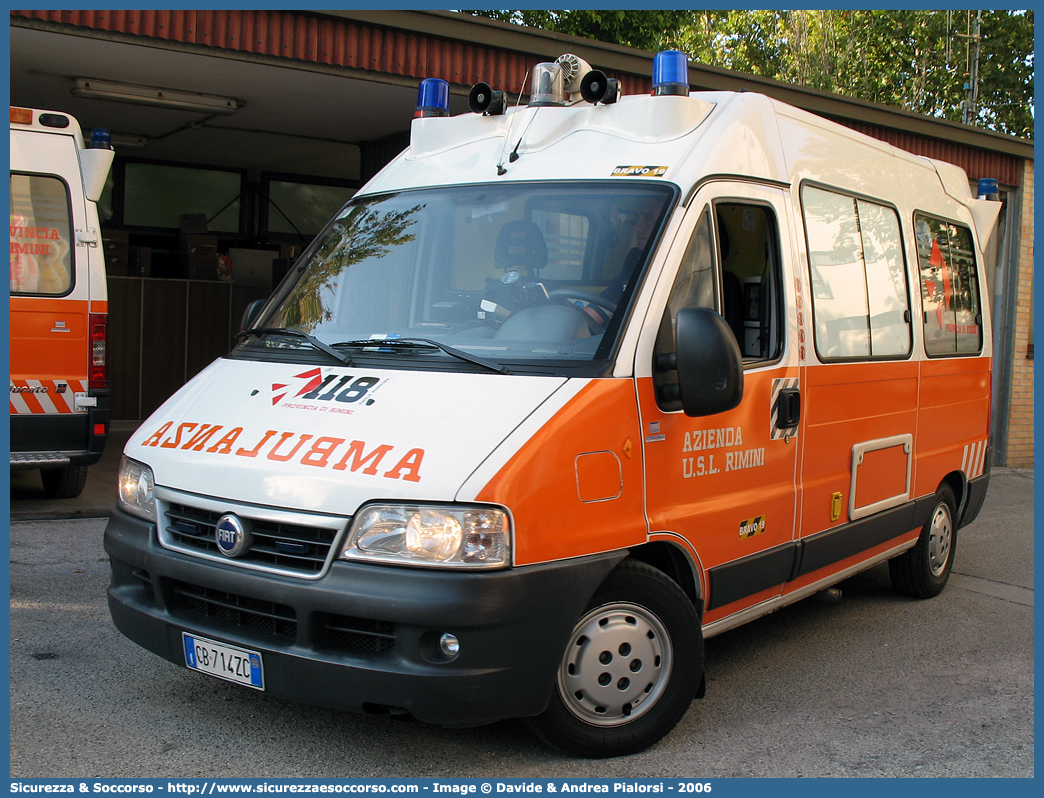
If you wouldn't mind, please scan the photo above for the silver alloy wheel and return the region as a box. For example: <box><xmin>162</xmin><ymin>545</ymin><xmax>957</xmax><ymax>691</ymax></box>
<box><xmin>558</xmin><ymin>601</ymin><xmax>672</xmax><ymax>727</ymax></box>
<box><xmin>927</xmin><ymin>502</ymin><xmax>954</xmax><ymax>577</ymax></box>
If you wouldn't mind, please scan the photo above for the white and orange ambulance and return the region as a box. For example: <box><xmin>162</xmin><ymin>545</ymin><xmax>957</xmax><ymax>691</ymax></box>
<box><xmin>105</xmin><ymin>52</ymin><xmax>1001</xmax><ymax>757</ymax></box>
<box><xmin>10</xmin><ymin>107</ymin><xmax>113</xmax><ymax>497</ymax></box>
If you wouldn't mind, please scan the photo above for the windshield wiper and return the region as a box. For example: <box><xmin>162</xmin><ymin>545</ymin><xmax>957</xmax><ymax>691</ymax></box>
<box><xmin>334</xmin><ymin>337</ymin><xmax>510</xmax><ymax>375</ymax></box>
<box><xmin>236</xmin><ymin>327</ymin><xmax>353</xmax><ymax>367</ymax></box>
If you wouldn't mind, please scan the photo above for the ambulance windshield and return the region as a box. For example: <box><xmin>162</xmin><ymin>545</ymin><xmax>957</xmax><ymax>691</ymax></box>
<box><xmin>246</xmin><ymin>183</ymin><xmax>673</xmax><ymax>373</ymax></box>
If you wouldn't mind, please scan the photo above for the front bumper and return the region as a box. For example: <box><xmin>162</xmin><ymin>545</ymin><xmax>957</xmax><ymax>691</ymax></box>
<box><xmin>104</xmin><ymin>507</ymin><xmax>624</xmax><ymax>726</ymax></box>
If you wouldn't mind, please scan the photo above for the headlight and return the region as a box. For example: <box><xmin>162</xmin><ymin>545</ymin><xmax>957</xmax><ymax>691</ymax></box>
<box><xmin>117</xmin><ymin>456</ymin><xmax>156</xmax><ymax>521</ymax></box>
<box><xmin>342</xmin><ymin>504</ymin><xmax>510</xmax><ymax>569</ymax></box>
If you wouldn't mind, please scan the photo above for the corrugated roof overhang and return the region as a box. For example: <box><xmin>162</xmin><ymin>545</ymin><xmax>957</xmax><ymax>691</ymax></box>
<box><xmin>10</xmin><ymin>7</ymin><xmax>1032</xmax><ymax>186</ymax></box>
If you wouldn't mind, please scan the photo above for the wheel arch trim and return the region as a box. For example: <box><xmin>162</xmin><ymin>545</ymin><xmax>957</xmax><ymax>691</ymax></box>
<box><xmin>628</xmin><ymin>535</ymin><xmax>705</xmax><ymax>619</ymax></box>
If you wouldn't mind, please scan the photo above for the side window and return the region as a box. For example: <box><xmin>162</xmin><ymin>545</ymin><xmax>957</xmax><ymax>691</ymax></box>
<box><xmin>716</xmin><ymin>203</ymin><xmax>783</xmax><ymax>361</ymax></box>
<box><xmin>653</xmin><ymin>207</ymin><xmax>717</xmax><ymax>410</ymax></box>
<box><xmin>666</xmin><ymin>207</ymin><xmax>718</xmax><ymax>321</ymax></box>
<box><xmin>10</xmin><ymin>173</ymin><xmax>74</xmax><ymax>295</ymax></box>
<box><xmin>655</xmin><ymin>206</ymin><xmax>717</xmax><ymax>345</ymax></box>
<box><xmin>654</xmin><ymin>201</ymin><xmax>783</xmax><ymax>411</ymax></box>
<box><xmin>915</xmin><ymin>215</ymin><xmax>982</xmax><ymax>356</ymax></box>
<box><xmin>802</xmin><ymin>185</ymin><xmax>911</xmax><ymax>360</ymax></box>
<box><xmin>860</xmin><ymin>200</ymin><xmax>910</xmax><ymax>356</ymax></box>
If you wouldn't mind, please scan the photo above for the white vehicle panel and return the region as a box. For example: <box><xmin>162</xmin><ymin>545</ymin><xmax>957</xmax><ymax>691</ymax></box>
<box><xmin>126</xmin><ymin>357</ymin><xmax>566</xmax><ymax>515</ymax></box>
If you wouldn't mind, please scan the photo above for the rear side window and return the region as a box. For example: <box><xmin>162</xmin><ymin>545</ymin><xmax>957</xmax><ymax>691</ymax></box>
<box><xmin>9</xmin><ymin>173</ymin><xmax>74</xmax><ymax>295</ymax></box>
<box><xmin>530</xmin><ymin>208</ymin><xmax>590</xmax><ymax>281</ymax></box>
<box><xmin>915</xmin><ymin>214</ymin><xmax>982</xmax><ymax>356</ymax></box>
<box><xmin>802</xmin><ymin>185</ymin><xmax>911</xmax><ymax>360</ymax></box>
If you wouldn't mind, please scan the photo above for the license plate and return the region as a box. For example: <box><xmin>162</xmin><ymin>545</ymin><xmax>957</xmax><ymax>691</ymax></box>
<box><xmin>182</xmin><ymin>633</ymin><xmax>264</xmax><ymax>690</ymax></box>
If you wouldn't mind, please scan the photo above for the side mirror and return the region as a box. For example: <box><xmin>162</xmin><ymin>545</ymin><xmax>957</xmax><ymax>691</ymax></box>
<box><xmin>240</xmin><ymin>299</ymin><xmax>267</xmax><ymax>333</ymax></box>
<box><xmin>80</xmin><ymin>148</ymin><xmax>114</xmax><ymax>202</ymax></box>
<box><xmin>656</xmin><ymin>307</ymin><xmax>743</xmax><ymax>417</ymax></box>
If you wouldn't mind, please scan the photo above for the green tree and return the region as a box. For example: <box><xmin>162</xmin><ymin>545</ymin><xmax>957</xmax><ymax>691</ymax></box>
<box><xmin>976</xmin><ymin>10</ymin><xmax>1034</xmax><ymax>136</ymax></box>
<box><xmin>463</xmin><ymin>9</ymin><xmax>1033</xmax><ymax>139</ymax></box>
<box><xmin>462</xmin><ymin>10</ymin><xmax>691</xmax><ymax>52</ymax></box>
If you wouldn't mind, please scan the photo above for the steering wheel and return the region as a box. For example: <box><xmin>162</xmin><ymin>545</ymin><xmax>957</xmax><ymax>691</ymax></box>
<box><xmin>547</xmin><ymin>289</ymin><xmax>617</xmax><ymax>324</ymax></box>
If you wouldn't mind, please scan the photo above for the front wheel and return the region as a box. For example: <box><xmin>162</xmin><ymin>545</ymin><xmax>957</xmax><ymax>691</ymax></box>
<box><xmin>889</xmin><ymin>484</ymin><xmax>957</xmax><ymax>598</ymax></box>
<box><xmin>527</xmin><ymin>560</ymin><xmax>702</xmax><ymax>757</ymax></box>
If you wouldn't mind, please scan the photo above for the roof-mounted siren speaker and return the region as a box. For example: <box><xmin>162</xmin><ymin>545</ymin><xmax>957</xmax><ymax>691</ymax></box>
<box><xmin>579</xmin><ymin>70</ymin><xmax>621</xmax><ymax>105</ymax></box>
<box><xmin>556</xmin><ymin>54</ymin><xmax>620</xmax><ymax>106</ymax></box>
<box><xmin>556</xmin><ymin>54</ymin><xmax>591</xmax><ymax>94</ymax></box>
<box><xmin>468</xmin><ymin>82</ymin><xmax>507</xmax><ymax>116</ymax></box>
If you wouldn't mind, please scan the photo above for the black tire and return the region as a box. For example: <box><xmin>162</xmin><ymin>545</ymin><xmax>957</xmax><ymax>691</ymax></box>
<box><xmin>889</xmin><ymin>484</ymin><xmax>957</xmax><ymax>598</ymax></box>
<box><xmin>40</xmin><ymin>465</ymin><xmax>89</xmax><ymax>499</ymax></box>
<box><xmin>527</xmin><ymin>560</ymin><xmax>702</xmax><ymax>758</ymax></box>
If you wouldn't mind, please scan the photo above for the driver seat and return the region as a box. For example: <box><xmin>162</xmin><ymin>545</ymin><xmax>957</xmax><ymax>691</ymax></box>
<box><xmin>494</xmin><ymin>220</ymin><xmax>548</xmax><ymax>277</ymax></box>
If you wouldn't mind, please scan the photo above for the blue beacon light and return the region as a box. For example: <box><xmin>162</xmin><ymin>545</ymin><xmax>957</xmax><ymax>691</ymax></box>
<box><xmin>652</xmin><ymin>50</ymin><xmax>690</xmax><ymax>97</ymax></box>
<box><xmin>977</xmin><ymin>178</ymin><xmax>1000</xmax><ymax>201</ymax></box>
<box><xmin>89</xmin><ymin>127</ymin><xmax>112</xmax><ymax>149</ymax></box>
<box><xmin>415</xmin><ymin>78</ymin><xmax>449</xmax><ymax>118</ymax></box>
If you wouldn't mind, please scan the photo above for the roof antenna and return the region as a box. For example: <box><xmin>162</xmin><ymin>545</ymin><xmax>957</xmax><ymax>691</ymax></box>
<box><xmin>497</xmin><ymin>70</ymin><xmax>530</xmax><ymax>175</ymax></box>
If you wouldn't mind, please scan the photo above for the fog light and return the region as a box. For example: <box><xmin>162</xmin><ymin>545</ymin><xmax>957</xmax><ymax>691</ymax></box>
<box><xmin>438</xmin><ymin>633</ymin><xmax>460</xmax><ymax>660</ymax></box>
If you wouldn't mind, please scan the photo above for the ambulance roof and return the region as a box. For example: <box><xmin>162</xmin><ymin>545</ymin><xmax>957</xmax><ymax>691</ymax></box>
<box><xmin>363</xmin><ymin>91</ymin><xmax>937</xmax><ymax>195</ymax></box>
<box><xmin>359</xmin><ymin>88</ymin><xmax>999</xmax><ymax>246</ymax></box>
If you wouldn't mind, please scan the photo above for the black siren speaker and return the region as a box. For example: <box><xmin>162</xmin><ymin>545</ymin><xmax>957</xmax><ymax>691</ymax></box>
<box><xmin>468</xmin><ymin>83</ymin><xmax>507</xmax><ymax>115</ymax></box>
<box><xmin>580</xmin><ymin>71</ymin><xmax>621</xmax><ymax>105</ymax></box>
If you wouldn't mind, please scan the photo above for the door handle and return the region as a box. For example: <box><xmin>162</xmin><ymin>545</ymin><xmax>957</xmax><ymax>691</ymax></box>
<box><xmin>778</xmin><ymin>388</ymin><xmax>800</xmax><ymax>427</ymax></box>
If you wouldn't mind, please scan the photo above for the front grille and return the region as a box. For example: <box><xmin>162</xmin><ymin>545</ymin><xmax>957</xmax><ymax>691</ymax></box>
<box><xmin>316</xmin><ymin>613</ymin><xmax>396</xmax><ymax>654</ymax></box>
<box><xmin>132</xmin><ymin>569</ymin><xmax>156</xmax><ymax>605</ymax></box>
<box><xmin>164</xmin><ymin>502</ymin><xmax>342</xmax><ymax>575</ymax></box>
<box><xmin>168</xmin><ymin>579</ymin><xmax>297</xmax><ymax>641</ymax></box>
